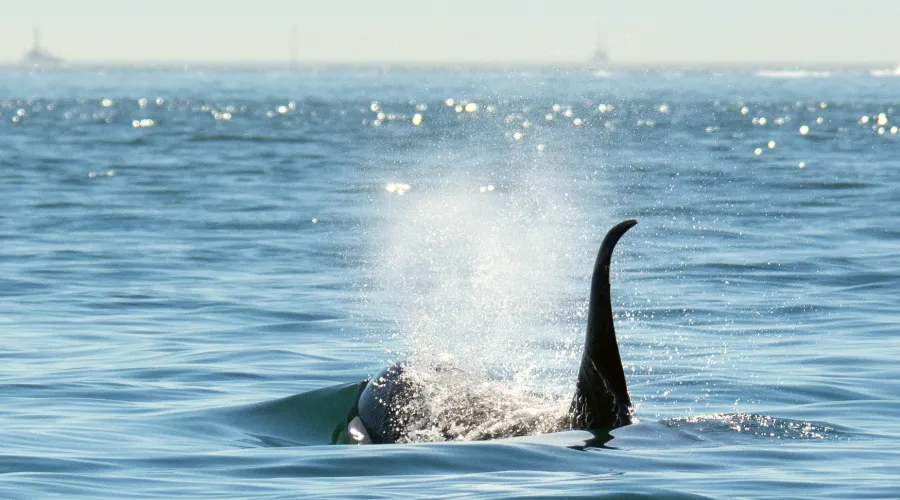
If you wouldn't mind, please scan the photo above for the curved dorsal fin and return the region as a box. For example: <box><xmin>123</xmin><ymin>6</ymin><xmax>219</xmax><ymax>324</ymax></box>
<box><xmin>570</xmin><ymin>219</ymin><xmax>637</xmax><ymax>430</ymax></box>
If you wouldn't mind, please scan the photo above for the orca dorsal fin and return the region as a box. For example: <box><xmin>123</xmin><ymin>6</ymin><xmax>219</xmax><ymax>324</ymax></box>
<box><xmin>570</xmin><ymin>219</ymin><xmax>637</xmax><ymax>430</ymax></box>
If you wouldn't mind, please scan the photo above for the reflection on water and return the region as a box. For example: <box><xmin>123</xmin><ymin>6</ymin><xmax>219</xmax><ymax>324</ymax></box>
<box><xmin>0</xmin><ymin>67</ymin><xmax>898</xmax><ymax>499</ymax></box>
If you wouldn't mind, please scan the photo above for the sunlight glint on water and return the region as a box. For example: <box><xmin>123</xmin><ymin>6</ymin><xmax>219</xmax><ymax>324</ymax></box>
<box><xmin>0</xmin><ymin>67</ymin><xmax>898</xmax><ymax>499</ymax></box>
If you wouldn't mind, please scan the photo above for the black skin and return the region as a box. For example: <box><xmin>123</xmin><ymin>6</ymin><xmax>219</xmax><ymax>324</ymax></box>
<box><xmin>569</xmin><ymin>219</ymin><xmax>636</xmax><ymax>430</ymax></box>
<box><xmin>352</xmin><ymin>219</ymin><xmax>638</xmax><ymax>443</ymax></box>
<box><xmin>354</xmin><ymin>363</ymin><xmax>410</xmax><ymax>443</ymax></box>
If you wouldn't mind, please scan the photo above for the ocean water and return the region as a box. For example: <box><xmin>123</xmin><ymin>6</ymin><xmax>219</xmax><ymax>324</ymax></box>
<box><xmin>1</xmin><ymin>67</ymin><xmax>898</xmax><ymax>499</ymax></box>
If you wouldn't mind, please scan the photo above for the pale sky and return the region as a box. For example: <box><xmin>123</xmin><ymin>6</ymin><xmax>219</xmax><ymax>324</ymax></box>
<box><xmin>2</xmin><ymin>0</ymin><xmax>899</xmax><ymax>65</ymax></box>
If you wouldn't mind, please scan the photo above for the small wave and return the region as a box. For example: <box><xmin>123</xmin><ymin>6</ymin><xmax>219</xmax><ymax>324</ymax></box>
<box><xmin>93</xmin><ymin>137</ymin><xmax>150</xmax><ymax>146</ymax></box>
<box><xmin>216</xmin><ymin>382</ymin><xmax>366</xmax><ymax>447</ymax></box>
<box><xmin>189</xmin><ymin>134</ymin><xmax>314</xmax><ymax>144</ymax></box>
<box><xmin>31</xmin><ymin>200</ymin><xmax>87</xmax><ymax>209</ymax></box>
<box><xmin>664</xmin><ymin>413</ymin><xmax>841</xmax><ymax>440</ymax></box>
<box><xmin>801</xmin><ymin>181</ymin><xmax>876</xmax><ymax>190</ymax></box>
<box><xmin>0</xmin><ymin>278</ymin><xmax>50</xmax><ymax>296</ymax></box>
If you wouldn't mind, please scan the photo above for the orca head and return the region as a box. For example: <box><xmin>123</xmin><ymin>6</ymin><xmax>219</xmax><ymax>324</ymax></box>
<box><xmin>349</xmin><ymin>363</ymin><xmax>407</xmax><ymax>444</ymax></box>
<box><xmin>569</xmin><ymin>219</ymin><xmax>637</xmax><ymax>430</ymax></box>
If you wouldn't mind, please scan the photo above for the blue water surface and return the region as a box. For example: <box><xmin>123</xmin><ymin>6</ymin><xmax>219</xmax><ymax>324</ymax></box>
<box><xmin>1</xmin><ymin>67</ymin><xmax>898</xmax><ymax>499</ymax></box>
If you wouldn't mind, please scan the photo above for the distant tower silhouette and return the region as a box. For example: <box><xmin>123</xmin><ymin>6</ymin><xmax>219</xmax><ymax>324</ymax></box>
<box><xmin>22</xmin><ymin>27</ymin><xmax>62</xmax><ymax>67</ymax></box>
<box><xmin>291</xmin><ymin>24</ymin><xmax>298</xmax><ymax>67</ymax></box>
<box><xmin>587</xmin><ymin>24</ymin><xmax>611</xmax><ymax>71</ymax></box>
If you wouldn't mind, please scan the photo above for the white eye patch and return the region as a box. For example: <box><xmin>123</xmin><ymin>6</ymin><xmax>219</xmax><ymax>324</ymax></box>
<box><xmin>348</xmin><ymin>416</ymin><xmax>372</xmax><ymax>444</ymax></box>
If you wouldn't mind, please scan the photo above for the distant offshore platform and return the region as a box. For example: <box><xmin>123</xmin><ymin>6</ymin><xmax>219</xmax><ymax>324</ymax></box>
<box><xmin>588</xmin><ymin>43</ymin><xmax>610</xmax><ymax>68</ymax></box>
<box><xmin>587</xmin><ymin>36</ymin><xmax>612</xmax><ymax>75</ymax></box>
<box><xmin>21</xmin><ymin>28</ymin><xmax>63</xmax><ymax>67</ymax></box>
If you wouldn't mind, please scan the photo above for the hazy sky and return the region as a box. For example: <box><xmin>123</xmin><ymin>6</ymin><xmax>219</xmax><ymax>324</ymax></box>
<box><xmin>2</xmin><ymin>0</ymin><xmax>899</xmax><ymax>65</ymax></box>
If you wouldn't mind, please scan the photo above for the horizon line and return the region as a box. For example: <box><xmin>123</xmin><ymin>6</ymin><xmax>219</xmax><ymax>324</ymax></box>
<box><xmin>1</xmin><ymin>60</ymin><xmax>896</xmax><ymax>70</ymax></box>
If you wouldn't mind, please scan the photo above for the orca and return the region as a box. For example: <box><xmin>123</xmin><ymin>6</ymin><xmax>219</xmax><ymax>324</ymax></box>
<box><xmin>345</xmin><ymin>219</ymin><xmax>638</xmax><ymax>444</ymax></box>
